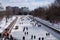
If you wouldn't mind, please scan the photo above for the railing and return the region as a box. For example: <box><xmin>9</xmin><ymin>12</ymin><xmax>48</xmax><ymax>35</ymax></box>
<box><xmin>2</xmin><ymin>17</ymin><xmax>18</xmax><ymax>37</ymax></box>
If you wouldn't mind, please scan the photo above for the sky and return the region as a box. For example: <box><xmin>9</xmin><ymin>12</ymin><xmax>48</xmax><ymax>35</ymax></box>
<box><xmin>0</xmin><ymin>0</ymin><xmax>55</xmax><ymax>10</ymax></box>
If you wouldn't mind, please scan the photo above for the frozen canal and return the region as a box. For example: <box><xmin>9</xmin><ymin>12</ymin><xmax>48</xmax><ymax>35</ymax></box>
<box><xmin>10</xmin><ymin>15</ymin><xmax>58</xmax><ymax>40</ymax></box>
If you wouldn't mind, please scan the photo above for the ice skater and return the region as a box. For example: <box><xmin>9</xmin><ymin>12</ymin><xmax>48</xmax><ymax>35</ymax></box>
<box><xmin>26</xmin><ymin>27</ymin><xmax>28</xmax><ymax>31</ymax></box>
<box><xmin>23</xmin><ymin>27</ymin><xmax>25</xmax><ymax>32</ymax></box>
<box><xmin>9</xmin><ymin>35</ymin><xmax>13</xmax><ymax>40</ymax></box>
<box><xmin>38</xmin><ymin>37</ymin><xmax>41</xmax><ymax>40</ymax></box>
<box><xmin>42</xmin><ymin>37</ymin><xmax>44</xmax><ymax>40</ymax></box>
<box><xmin>22</xmin><ymin>36</ymin><xmax>25</xmax><ymax>40</ymax></box>
<box><xmin>31</xmin><ymin>35</ymin><xmax>33</xmax><ymax>39</ymax></box>
<box><xmin>34</xmin><ymin>35</ymin><xmax>36</xmax><ymax>39</ymax></box>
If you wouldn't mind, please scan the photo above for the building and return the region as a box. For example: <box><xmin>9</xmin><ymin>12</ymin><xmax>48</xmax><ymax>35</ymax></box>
<box><xmin>6</xmin><ymin>6</ymin><xmax>30</xmax><ymax>15</ymax></box>
<box><xmin>6</xmin><ymin>6</ymin><xmax>21</xmax><ymax>15</ymax></box>
<box><xmin>20</xmin><ymin>7</ymin><xmax>29</xmax><ymax>15</ymax></box>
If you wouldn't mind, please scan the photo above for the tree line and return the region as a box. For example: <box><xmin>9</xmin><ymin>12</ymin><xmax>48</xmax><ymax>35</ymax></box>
<box><xmin>31</xmin><ymin>0</ymin><xmax>60</xmax><ymax>23</ymax></box>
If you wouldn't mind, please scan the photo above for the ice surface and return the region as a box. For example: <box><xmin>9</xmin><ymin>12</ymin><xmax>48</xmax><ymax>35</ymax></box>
<box><xmin>10</xmin><ymin>15</ymin><xmax>58</xmax><ymax>40</ymax></box>
<box><xmin>32</xmin><ymin>16</ymin><xmax>60</xmax><ymax>31</ymax></box>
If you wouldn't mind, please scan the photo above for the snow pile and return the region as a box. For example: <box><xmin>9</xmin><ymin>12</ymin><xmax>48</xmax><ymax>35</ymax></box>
<box><xmin>31</xmin><ymin>16</ymin><xmax>60</xmax><ymax>32</ymax></box>
<box><xmin>0</xmin><ymin>16</ymin><xmax>16</xmax><ymax>33</ymax></box>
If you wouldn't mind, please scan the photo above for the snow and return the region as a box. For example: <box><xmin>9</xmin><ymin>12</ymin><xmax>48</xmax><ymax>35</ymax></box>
<box><xmin>0</xmin><ymin>16</ymin><xmax>16</xmax><ymax>33</ymax></box>
<box><xmin>0</xmin><ymin>29</ymin><xmax>3</xmax><ymax>33</ymax></box>
<box><xmin>10</xmin><ymin>15</ymin><xmax>58</xmax><ymax>40</ymax></box>
<box><xmin>30</xmin><ymin>16</ymin><xmax>60</xmax><ymax>32</ymax></box>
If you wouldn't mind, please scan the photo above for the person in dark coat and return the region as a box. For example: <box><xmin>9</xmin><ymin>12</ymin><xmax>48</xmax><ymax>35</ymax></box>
<box><xmin>42</xmin><ymin>37</ymin><xmax>44</xmax><ymax>40</ymax></box>
<box><xmin>34</xmin><ymin>35</ymin><xmax>36</xmax><ymax>39</ymax></box>
<box><xmin>31</xmin><ymin>35</ymin><xmax>33</xmax><ymax>39</ymax></box>
<box><xmin>23</xmin><ymin>27</ymin><xmax>25</xmax><ymax>32</ymax></box>
<box><xmin>26</xmin><ymin>27</ymin><xmax>28</xmax><ymax>30</ymax></box>
<box><xmin>9</xmin><ymin>35</ymin><xmax>13</xmax><ymax>40</ymax></box>
<box><xmin>22</xmin><ymin>36</ymin><xmax>25</xmax><ymax>40</ymax></box>
<box><xmin>38</xmin><ymin>37</ymin><xmax>41</xmax><ymax>40</ymax></box>
<box><xmin>27</xmin><ymin>32</ymin><xmax>28</xmax><ymax>35</ymax></box>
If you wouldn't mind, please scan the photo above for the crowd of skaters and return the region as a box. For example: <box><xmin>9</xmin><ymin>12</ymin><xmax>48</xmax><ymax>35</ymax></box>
<box><xmin>22</xmin><ymin>26</ymin><xmax>46</xmax><ymax>40</ymax></box>
<box><xmin>1</xmin><ymin>21</ymin><xmax>50</xmax><ymax>40</ymax></box>
<box><xmin>2</xmin><ymin>28</ymin><xmax>50</xmax><ymax>40</ymax></box>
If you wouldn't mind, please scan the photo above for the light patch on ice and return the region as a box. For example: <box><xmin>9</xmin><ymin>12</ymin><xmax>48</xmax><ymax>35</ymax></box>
<box><xmin>10</xmin><ymin>15</ymin><xmax>58</xmax><ymax>40</ymax></box>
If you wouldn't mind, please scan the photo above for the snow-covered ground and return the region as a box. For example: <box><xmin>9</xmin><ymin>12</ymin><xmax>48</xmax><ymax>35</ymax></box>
<box><xmin>0</xmin><ymin>16</ymin><xmax>16</xmax><ymax>33</ymax></box>
<box><xmin>30</xmin><ymin>16</ymin><xmax>60</xmax><ymax>32</ymax></box>
<box><xmin>10</xmin><ymin>15</ymin><xmax>58</xmax><ymax>40</ymax></box>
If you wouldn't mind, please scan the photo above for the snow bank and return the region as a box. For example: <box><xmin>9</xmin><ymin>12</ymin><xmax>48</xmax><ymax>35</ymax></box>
<box><xmin>0</xmin><ymin>16</ymin><xmax>16</xmax><ymax>33</ymax></box>
<box><xmin>30</xmin><ymin>16</ymin><xmax>60</xmax><ymax>32</ymax></box>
